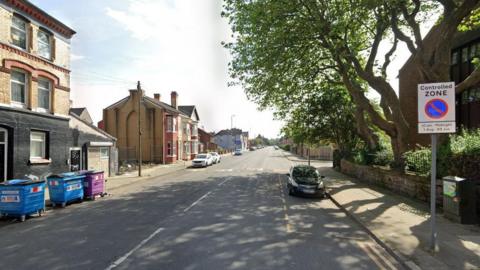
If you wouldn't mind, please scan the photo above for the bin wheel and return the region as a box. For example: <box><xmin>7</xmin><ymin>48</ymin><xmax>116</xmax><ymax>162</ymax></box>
<box><xmin>61</xmin><ymin>202</ymin><xmax>66</xmax><ymax>208</ymax></box>
<box><xmin>52</xmin><ymin>202</ymin><xmax>56</xmax><ymax>208</ymax></box>
<box><xmin>19</xmin><ymin>215</ymin><xmax>26</xmax><ymax>222</ymax></box>
<box><xmin>100</xmin><ymin>193</ymin><xmax>105</xmax><ymax>198</ymax></box>
<box><xmin>38</xmin><ymin>209</ymin><xmax>45</xmax><ymax>217</ymax></box>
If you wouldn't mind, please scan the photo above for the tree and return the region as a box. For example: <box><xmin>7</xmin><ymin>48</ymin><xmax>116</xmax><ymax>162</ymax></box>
<box><xmin>223</xmin><ymin>0</ymin><xmax>480</xmax><ymax>166</ymax></box>
<box><xmin>281</xmin><ymin>84</ymin><xmax>364</xmax><ymax>157</ymax></box>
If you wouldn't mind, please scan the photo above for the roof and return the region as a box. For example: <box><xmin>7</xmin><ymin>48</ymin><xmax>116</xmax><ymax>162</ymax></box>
<box><xmin>69</xmin><ymin>107</ymin><xmax>86</xmax><ymax>117</ymax></box>
<box><xmin>452</xmin><ymin>28</ymin><xmax>480</xmax><ymax>49</ymax></box>
<box><xmin>178</xmin><ymin>105</ymin><xmax>200</xmax><ymax>121</ymax></box>
<box><xmin>5</xmin><ymin>0</ymin><xmax>76</xmax><ymax>38</ymax></box>
<box><xmin>178</xmin><ymin>106</ymin><xmax>194</xmax><ymax>117</ymax></box>
<box><xmin>144</xmin><ymin>96</ymin><xmax>184</xmax><ymax>115</ymax></box>
<box><xmin>215</xmin><ymin>128</ymin><xmax>244</xmax><ymax>136</ymax></box>
<box><xmin>69</xmin><ymin>111</ymin><xmax>116</xmax><ymax>141</ymax></box>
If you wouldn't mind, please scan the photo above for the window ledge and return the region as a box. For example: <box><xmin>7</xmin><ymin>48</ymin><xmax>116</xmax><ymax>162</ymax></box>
<box><xmin>29</xmin><ymin>158</ymin><xmax>51</xmax><ymax>165</ymax></box>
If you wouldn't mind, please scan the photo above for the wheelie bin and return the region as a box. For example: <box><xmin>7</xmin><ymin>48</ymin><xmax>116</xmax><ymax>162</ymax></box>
<box><xmin>81</xmin><ymin>170</ymin><xmax>105</xmax><ymax>200</ymax></box>
<box><xmin>0</xmin><ymin>179</ymin><xmax>46</xmax><ymax>222</ymax></box>
<box><xmin>47</xmin><ymin>173</ymin><xmax>85</xmax><ymax>207</ymax></box>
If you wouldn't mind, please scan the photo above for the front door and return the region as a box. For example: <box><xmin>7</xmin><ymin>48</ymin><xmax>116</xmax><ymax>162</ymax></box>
<box><xmin>70</xmin><ymin>148</ymin><xmax>82</xmax><ymax>172</ymax></box>
<box><xmin>0</xmin><ymin>128</ymin><xmax>7</xmax><ymax>182</ymax></box>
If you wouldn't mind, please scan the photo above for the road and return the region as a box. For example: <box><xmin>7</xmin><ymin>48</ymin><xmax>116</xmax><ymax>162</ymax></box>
<box><xmin>0</xmin><ymin>147</ymin><xmax>401</xmax><ymax>270</ymax></box>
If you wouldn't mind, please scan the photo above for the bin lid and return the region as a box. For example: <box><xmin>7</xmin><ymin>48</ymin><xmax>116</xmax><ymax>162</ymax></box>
<box><xmin>442</xmin><ymin>176</ymin><xmax>465</xmax><ymax>182</ymax></box>
<box><xmin>47</xmin><ymin>173</ymin><xmax>85</xmax><ymax>181</ymax></box>
<box><xmin>0</xmin><ymin>179</ymin><xmax>45</xmax><ymax>186</ymax></box>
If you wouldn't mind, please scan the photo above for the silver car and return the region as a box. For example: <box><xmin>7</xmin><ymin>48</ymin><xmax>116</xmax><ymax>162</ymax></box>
<box><xmin>191</xmin><ymin>153</ymin><xmax>213</xmax><ymax>167</ymax></box>
<box><xmin>209</xmin><ymin>152</ymin><xmax>221</xmax><ymax>164</ymax></box>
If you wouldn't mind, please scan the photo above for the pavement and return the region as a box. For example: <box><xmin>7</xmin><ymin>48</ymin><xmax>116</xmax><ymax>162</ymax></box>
<box><xmin>0</xmin><ymin>147</ymin><xmax>401</xmax><ymax>270</ymax></box>
<box><xmin>282</xmin><ymin>151</ymin><xmax>480</xmax><ymax>270</ymax></box>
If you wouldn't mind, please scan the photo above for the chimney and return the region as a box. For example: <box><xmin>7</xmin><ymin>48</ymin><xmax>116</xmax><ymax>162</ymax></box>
<box><xmin>171</xmin><ymin>91</ymin><xmax>178</xmax><ymax>109</ymax></box>
<box><xmin>154</xmin><ymin>93</ymin><xmax>161</xmax><ymax>101</ymax></box>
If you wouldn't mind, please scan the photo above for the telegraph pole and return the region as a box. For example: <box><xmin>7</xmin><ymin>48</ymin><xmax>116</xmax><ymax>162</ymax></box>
<box><xmin>137</xmin><ymin>81</ymin><xmax>142</xmax><ymax>177</ymax></box>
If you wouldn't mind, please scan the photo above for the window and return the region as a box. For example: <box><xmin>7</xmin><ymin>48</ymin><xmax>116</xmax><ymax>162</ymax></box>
<box><xmin>470</xmin><ymin>44</ymin><xmax>477</xmax><ymax>59</ymax></box>
<box><xmin>37</xmin><ymin>29</ymin><xmax>52</xmax><ymax>59</ymax></box>
<box><xmin>184</xmin><ymin>142</ymin><xmax>190</xmax><ymax>154</ymax></box>
<box><xmin>100</xmin><ymin>147</ymin><xmax>109</xmax><ymax>159</ymax></box>
<box><xmin>167</xmin><ymin>142</ymin><xmax>172</xmax><ymax>156</ymax></box>
<box><xmin>37</xmin><ymin>78</ymin><xmax>51</xmax><ymax>111</ymax></box>
<box><xmin>30</xmin><ymin>131</ymin><xmax>46</xmax><ymax>159</ymax></box>
<box><xmin>11</xmin><ymin>70</ymin><xmax>27</xmax><ymax>106</ymax></box>
<box><xmin>11</xmin><ymin>16</ymin><xmax>27</xmax><ymax>50</ymax></box>
<box><xmin>167</xmin><ymin>116</ymin><xmax>177</xmax><ymax>132</ymax></box>
<box><xmin>192</xmin><ymin>125</ymin><xmax>198</xmax><ymax>136</ymax></box>
<box><xmin>462</xmin><ymin>47</ymin><xmax>469</xmax><ymax>62</ymax></box>
<box><xmin>451</xmin><ymin>51</ymin><xmax>458</xmax><ymax>65</ymax></box>
<box><xmin>192</xmin><ymin>141</ymin><xmax>198</xmax><ymax>154</ymax></box>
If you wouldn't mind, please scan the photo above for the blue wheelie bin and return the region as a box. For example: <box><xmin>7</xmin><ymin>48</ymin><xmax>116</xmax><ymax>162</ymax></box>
<box><xmin>47</xmin><ymin>173</ymin><xmax>85</xmax><ymax>208</ymax></box>
<box><xmin>0</xmin><ymin>179</ymin><xmax>46</xmax><ymax>222</ymax></box>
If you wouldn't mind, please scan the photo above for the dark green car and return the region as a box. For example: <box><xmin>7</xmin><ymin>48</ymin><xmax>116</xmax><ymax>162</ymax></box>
<box><xmin>286</xmin><ymin>165</ymin><xmax>326</xmax><ymax>198</ymax></box>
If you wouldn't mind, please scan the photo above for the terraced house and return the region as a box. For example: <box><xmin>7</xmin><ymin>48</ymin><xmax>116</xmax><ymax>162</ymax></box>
<box><xmin>102</xmin><ymin>89</ymin><xmax>200</xmax><ymax>165</ymax></box>
<box><xmin>0</xmin><ymin>0</ymin><xmax>116</xmax><ymax>181</ymax></box>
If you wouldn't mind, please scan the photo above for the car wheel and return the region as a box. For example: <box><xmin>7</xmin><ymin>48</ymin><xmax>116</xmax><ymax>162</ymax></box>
<box><xmin>288</xmin><ymin>188</ymin><xmax>294</xmax><ymax>196</ymax></box>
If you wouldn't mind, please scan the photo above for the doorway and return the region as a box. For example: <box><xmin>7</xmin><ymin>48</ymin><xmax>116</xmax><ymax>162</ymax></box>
<box><xmin>70</xmin><ymin>147</ymin><xmax>82</xmax><ymax>172</ymax></box>
<box><xmin>0</xmin><ymin>128</ymin><xmax>7</xmax><ymax>181</ymax></box>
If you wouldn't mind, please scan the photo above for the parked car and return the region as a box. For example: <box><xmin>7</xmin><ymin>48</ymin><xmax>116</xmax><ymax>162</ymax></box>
<box><xmin>234</xmin><ymin>149</ymin><xmax>242</xmax><ymax>155</ymax></box>
<box><xmin>249</xmin><ymin>146</ymin><xmax>256</xmax><ymax>151</ymax></box>
<box><xmin>209</xmin><ymin>152</ymin><xmax>221</xmax><ymax>164</ymax></box>
<box><xmin>286</xmin><ymin>165</ymin><xmax>326</xmax><ymax>198</ymax></box>
<box><xmin>191</xmin><ymin>153</ymin><xmax>213</xmax><ymax>167</ymax></box>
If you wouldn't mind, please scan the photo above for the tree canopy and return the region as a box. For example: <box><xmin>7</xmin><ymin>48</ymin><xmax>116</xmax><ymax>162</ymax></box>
<box><xmin>223</xmin><ymin>0</ymin><xmax>480</xmax><ymax>165</ymax></box>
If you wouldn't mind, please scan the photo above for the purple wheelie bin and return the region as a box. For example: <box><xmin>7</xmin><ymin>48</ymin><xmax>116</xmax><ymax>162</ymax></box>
<box><xmin>81</xmin><ymin>171</ymin><xmax>105</xmax><ymax>200</ymax></box>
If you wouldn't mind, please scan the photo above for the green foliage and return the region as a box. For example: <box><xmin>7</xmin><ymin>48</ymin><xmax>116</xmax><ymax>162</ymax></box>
<box><xmin>403</xmin><ymin>129</ymin><xmax>480</xmax><ymax>179</ymax></box>
<box><xmin>372</xmin><ymin>148</ymin><xmax>394</xmax><ymax>167</ymax></box>
<box><xmin>403</xmin><ymin>148</ymin><xmax>431</xmax><ymax>175</ymax></box>
<box><xmin>280</xmin><ymin>144</ymin><xmax>290</xmax><ymax>151</ymax></box>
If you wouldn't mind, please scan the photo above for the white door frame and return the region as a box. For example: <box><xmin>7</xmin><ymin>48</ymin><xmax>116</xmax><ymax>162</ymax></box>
<box><xmin>0</xmin><ymin>127</ymin><xmax>7</xmax><ymax>181</ymax></box>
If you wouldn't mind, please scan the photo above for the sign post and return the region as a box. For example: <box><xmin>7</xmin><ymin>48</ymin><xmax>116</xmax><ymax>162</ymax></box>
<box><xmin>418</xmin><ymin>82</ymin><xmax>456</xmax><ymax>252</ymax></box>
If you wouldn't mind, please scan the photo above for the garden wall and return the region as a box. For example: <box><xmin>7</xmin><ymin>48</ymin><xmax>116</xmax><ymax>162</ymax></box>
<box><xmin>340</xmin><ymin>159</ymin><xmax>443</xmax><ymax>204</ymax></box>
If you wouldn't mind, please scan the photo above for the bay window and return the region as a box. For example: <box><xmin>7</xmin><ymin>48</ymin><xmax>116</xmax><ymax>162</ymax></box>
<box><xmin>167</xmin><ymin>116</ymin><xmax>177</xmax><ymax>132</ymax></box>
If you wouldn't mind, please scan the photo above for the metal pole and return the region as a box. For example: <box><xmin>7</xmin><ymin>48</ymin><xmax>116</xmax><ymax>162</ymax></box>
<box><xmin>137</xmin><ymin>81</ymin><xmax>142</xmax><ymax>177</ymax></box>
<box><xmin>308</xmin><ymin>148</ymin><xmax>311</xmax><ymax>166</ymax></box>
<box><xmin>430</xmin><ymin>134</ymin><xmax>437</xmax><ymax>251</ymax></box>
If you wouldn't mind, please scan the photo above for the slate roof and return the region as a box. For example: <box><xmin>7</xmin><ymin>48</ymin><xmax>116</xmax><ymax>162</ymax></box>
<box><xmin>69</xmin><ymin>107</ymin><xmax>87</xmax><ymax>117</ymax></box>
<box><xmin>215</xmin><ymin>128</ymin><xmax>244</xmax><ymax>136</ymax></box>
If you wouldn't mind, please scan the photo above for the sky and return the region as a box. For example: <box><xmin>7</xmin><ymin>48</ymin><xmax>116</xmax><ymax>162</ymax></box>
<box><xmin>30</xmin><ymin>0</ymin><xmax>284</xmax><ymax>139</ymax></box>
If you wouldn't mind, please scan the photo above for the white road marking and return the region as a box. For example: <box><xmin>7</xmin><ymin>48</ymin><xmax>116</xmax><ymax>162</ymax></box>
<box><xmin>105</xmin><ymin>227</ymin><xmax>165</xmax><ymax>270</ymax></box>
<box><xmin>218</xmin><ymin>177</ymin><xmax>232</xmax><ymax>186</ymax></box>
<box><xmin>183</xmin><ymin>191</ymin><xmax>213</xmax><ymax>212</ymax></box>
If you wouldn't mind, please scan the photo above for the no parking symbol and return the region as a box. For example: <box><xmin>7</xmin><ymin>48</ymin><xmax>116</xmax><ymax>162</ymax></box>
<box><xmin>418</xmin><ymin>82</ymin><xmax>456</xmax><ymax>134</ymax></box>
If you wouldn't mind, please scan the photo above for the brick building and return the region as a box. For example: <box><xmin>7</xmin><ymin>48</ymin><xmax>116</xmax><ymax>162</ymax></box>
<box><xmin>102</xmin><ymin>88</ymin><xmax>200</xmax><ymax>164</ymax></box>
<box><xmin>198</xmin><ymin>128</ymin><xmax>218</xmax><ymax>153</ymax></box>
<box><xmin>399</xmin><ymin>29</ymin><xmax>480</xmax><ymax>146</ymax></box>
<box><xmin>0</xmin><ymin>0</ymin><xmax>117</xmax><ymax>180</ymax></box>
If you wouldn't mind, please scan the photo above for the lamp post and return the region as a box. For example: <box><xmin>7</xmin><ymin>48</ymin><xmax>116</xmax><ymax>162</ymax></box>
<box><xmin>231</xmin><ymin>114</ymin><xmax>236</xmax><ymax>129</ymax></box>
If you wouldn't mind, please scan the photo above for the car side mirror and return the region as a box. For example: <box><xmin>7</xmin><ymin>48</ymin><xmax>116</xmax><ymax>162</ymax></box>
<box><xmin>320</xmin><ymin>176</ymin><xmax>326</xmax><ymax>179</ymax></box>
<box><xmin>285</xmin><ymin>173</ymin><xmax>290</xmax><ymax>176</ymax></box>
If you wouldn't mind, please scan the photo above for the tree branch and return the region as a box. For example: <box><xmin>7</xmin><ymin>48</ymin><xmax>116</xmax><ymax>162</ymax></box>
<box><xmin>382</xmin><ymin>39</ymin><xmax>398</xmax><ymax>78</ymax></box>
<box><xmin>456</xmin><ymin>66</ymin><xmax>480</xmax><ymax>93</ymax></box>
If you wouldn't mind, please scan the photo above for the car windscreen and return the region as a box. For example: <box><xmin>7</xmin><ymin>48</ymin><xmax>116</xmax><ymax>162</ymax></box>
<box><xmin>196</xmin><ymin>154</ymin><xmax>207</xmax><ymax>159</ymax></box>
<box><xmin>292</xmin><ymin>167</ymin><xmax>319</xmax><ymax>183</ymax></box>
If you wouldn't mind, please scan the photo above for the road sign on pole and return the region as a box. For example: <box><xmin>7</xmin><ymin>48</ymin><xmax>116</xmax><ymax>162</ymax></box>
<box><xmin>418</xmin><ymin>81</ymin><xmax>456</xmax><ymax>252</ymax></box>
<box><xmin>418</xmin><ymin>82</ymin><xmax>456</xmax><ymax>134</ymax></box>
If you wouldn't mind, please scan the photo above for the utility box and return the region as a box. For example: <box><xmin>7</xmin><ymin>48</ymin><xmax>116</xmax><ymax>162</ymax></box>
<box><xmin>442</xmin><ymin>176</ymin><xmax>477</xmax><ymax>224</ymax></box>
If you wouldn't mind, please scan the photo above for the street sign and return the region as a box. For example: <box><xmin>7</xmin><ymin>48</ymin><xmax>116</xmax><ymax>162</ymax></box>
<box><xmin>418</xmin><ymin>82</ymin><xmax>456</xmax><ymax>133</ymax></box>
